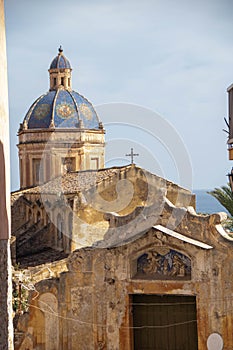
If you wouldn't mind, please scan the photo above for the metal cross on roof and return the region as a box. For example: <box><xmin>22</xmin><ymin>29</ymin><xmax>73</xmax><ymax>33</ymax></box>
<box><xmin>125</xmin><ymin>148</ymin><xmax>139</xmax><ymax>164</ymax></box>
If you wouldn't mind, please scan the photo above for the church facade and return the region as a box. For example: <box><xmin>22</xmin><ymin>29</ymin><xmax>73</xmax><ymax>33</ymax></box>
<box><xmin>12</xmin><ymin>49</ymin><xmax>233</xmax><ymax>350</ymax></box>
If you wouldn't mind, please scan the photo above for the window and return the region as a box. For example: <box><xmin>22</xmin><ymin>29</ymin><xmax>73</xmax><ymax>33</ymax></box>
<box><xmin>68</xmin><ymin>212</ymin><xmax>73</xmax><ymax>235</ymax></box>
<box><xmin>62</xmin><ymin>157</ymin><xmax>75</xmax><ymax>173</ymax></box>
<box><xmin>64</xmin><ymin>212</ymin><xmax>73</xmax><ymax>252</ymax></box>
<box><xmin>53</xmin><ymin>77</ymin><xmax>56</xmax><ymax>86</ymax></box>
<box><xmin>90</xmin><ymin>157</ymin><xmax>99</xmax><ymax>170</ymax></box>
<box><xmin>61</xmin><ymin>77</ymin><xmax>64</xmax><ymax>86</ymax></box>
<box><xmin>33</xmin><ymin>159</ymin><xmax>42</xmax><ymax>185</ymax></box>
<box><xmin>28</xmin><ymin>209</ymin><xmax>32</xmax><ymax>221</ymax></box>
<box><xmin>37</xmin><ymin>211</ymin><xmax>41</xmax><ymax>223</ymax></box>
<box><xmin>57</xmin><ymin>214</ymin><xmax>63</xmax><ymax>249</ymax></box>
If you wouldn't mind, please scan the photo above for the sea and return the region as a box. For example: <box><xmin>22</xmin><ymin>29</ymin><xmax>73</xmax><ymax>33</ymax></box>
<box><xmin>194</xmin><ymin>189</ymin><xmax>229</xmax><ymax>215</ymax></box>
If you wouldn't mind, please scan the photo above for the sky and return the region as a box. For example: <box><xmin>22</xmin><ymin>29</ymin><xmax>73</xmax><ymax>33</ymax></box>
<box><xmin>4</xmin><ymin>0</ymin><xmax>233</xmax><ymax>191</ymax></box>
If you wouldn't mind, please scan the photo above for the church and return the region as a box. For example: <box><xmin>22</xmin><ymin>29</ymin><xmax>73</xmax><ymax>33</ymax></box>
<box><xmin>12</xmin><ymin>48</ymin><xmax>233</xmax><ymax>350</ymax></box>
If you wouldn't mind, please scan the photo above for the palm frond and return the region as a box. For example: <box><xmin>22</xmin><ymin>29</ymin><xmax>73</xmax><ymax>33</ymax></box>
<box><xmin>208</xmin><ymin>183</ymin><xmax>233</xmax><ymax>216</ymax></box>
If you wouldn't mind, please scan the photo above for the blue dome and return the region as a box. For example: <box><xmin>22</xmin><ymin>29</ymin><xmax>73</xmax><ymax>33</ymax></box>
<box><xmin>49</xmin><ymin>47</ymin><xmax>71</xmax><ymax>69</ymax></box>
<box><xmin>25</xmin><ymin>89</ymin><xmax>101</xmax><ymax>129</ymax></box>
<box><xmin>22</xmin><ymin>48</ymin><xmax>103</xmax><ymax>131</ymax></box>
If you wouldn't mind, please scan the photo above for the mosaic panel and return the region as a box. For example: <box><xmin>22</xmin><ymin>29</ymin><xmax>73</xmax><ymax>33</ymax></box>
<box><xmin>56</xmin><ymin>103</ymin><xmax>76</xmax><ymax>119</ymax></box>
<box><xmin>27</xmin><ymin>91</ymin><xmax>56</xmax><ymax>129</ymax></box>
<box><xmin>34</xmin><ymin>104</ymin><xmax>51</xmax><ymax>120</ymax></box>
<box><xmin>54</xmin><ymin>90</ymin><xmax>79</xmax><ymax>128</ymax></box>
<box><xmin>71</xmin><ymin>91</ymin><xmax>99</xmax><ymax>129</ymax></box>
<box><xmin>134</xmin><ymin>248</ymin><xmax>191</xmax><ymax>280</ymax></box>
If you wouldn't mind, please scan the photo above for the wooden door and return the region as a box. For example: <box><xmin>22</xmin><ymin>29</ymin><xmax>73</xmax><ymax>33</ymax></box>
<box><xmin>132</xmin><ymin>294</ymin><xmax>198</xmax><ymax>350</ymax></box>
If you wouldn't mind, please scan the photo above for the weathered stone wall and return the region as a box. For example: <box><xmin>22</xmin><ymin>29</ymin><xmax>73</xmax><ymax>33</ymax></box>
<box><xmin>12</xmin><ymin>164</ymin><xmax>213</xmax><ymax>349</ymax></box>
<box><xmin>14</xmin><ymin>259</ymin><xmax>68</xmax><ymax>350</ymax></box>
<box><xmin>14</xmin><ymin>208</ymin><xmax>233</xmax><ymax>349</ymax></box>
<box><xmin>71</xmin><ymin>165</ymin><xmax>195</xmax><ymax>249</ymax></box>
<box><xmin>11</xmin><ymin>196</ymin><xmax>27</xmax><ymax>233</ymax></box>
<box><xmin>0</xmin><ymin>241</ymin><xmax>14</xmax><ymax>349</ymax></box>
<box><xmin>62</xmin><ymin>224</ymin><xmax>233</xmax><ymax>350</ymax></box>
<box><xmin>12</xmin><ymin>164</ymin><xmax>196</xmax><ymax>256</ymax></box>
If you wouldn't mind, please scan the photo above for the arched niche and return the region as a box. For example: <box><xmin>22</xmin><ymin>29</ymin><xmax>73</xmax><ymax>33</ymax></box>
<box><xmin>38</xmin><ymin>292</ymin><xmax>59</xmax><ymax>350</ymax></box>
<box><xmin>36</xmin><ymin>210</ymin><xmax>41</xmax><ymax>223</ymax></box>
<box><xmin>27</xmin><ymin>208</ymin><xmax>32</xmax><ymax>222</ymax></box>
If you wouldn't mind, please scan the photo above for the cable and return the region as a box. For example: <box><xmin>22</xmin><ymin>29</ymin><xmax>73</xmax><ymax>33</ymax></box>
<box><xmin>27</xmin><ymin>302</ymin><xmax>198</xmax><ymax>330</ymax></box>
<box><xmin>130</xmin><ymin>302</ymin><xmax>196</xmax><ymax>306</ymax></box>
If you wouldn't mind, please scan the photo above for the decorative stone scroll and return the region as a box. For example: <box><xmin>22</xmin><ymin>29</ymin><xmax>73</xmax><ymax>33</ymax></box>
<box><xmin>134</xmin><ymin>248</ymin><xmax>191</xmax><ymax>280</ymax></box>
<box><xmin>67</xmin><ymin>252</ymin><xmax>84</xmax><ymax>272</ymax></box>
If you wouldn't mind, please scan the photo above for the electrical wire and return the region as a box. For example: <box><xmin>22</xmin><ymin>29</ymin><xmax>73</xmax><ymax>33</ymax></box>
<box><xmin>27</xmin><ymin>301</ymin><xmax>198</xmax><ymax>330</ymax></box>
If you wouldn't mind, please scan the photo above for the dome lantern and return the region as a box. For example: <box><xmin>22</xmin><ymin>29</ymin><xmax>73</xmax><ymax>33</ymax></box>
<box><xmin>49</xmin><ymin>46</ymin><xmax>72</xmax><ymax>90</ymax></box>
